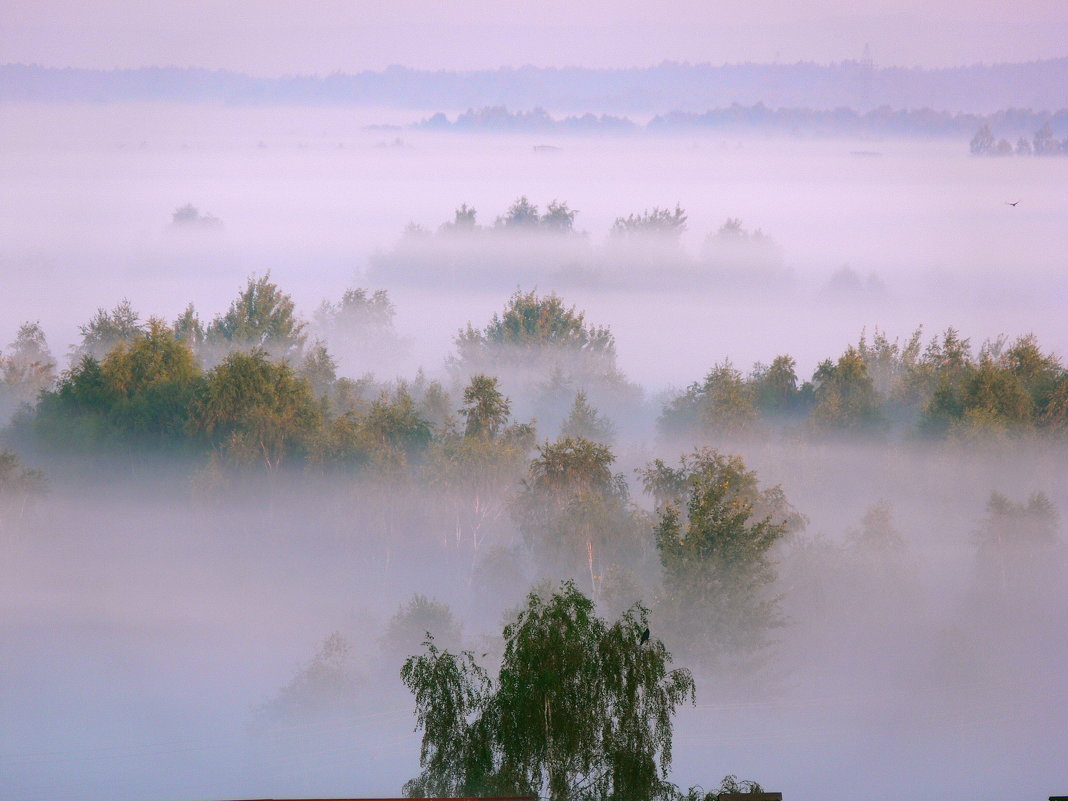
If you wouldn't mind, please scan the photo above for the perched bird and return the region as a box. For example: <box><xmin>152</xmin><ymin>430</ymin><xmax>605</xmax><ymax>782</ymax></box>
<box><xmin>1006</xmin><ymin>200</ymin><xmax>1020</xmax><ymax>207</ymax></box>
<box><xmin>640</xmin><ymin>627</ymin><xmax>650</xmax><ymax>645</ymax></box>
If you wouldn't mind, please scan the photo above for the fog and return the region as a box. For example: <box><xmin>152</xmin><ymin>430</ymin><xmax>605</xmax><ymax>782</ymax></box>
<box><xmin>1</xmin><ymin>101</ymin><xmax>1066</xmax><ymax>801</ymax></box>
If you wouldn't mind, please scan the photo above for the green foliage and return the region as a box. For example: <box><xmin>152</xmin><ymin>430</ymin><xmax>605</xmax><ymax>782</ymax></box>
<box><xmin>298</xmin><ymin>341</ymin><xmax>339</xmax><ymax>401</ymax></box>
<box><xmin>439</xmin><ymin>203</ymin><xmax>479</xmax><ymax>233</ymax></box>
<box><xmin>99</xmin><ymin>319</ymin><xmax>204</xmax><ymax>442</ymax></box>
<box><xmin>458</xmin><ymin>289</ymin><xmax>615</xmax><ymax>357</ymax></box>
<box><xmin>206</xmin><ymin>273</ymin><xmax>307</xmax><ymax>361</ymax></box>
<box><xmin>810</xmin><ymin>347</ymin><xmax>885</xmax><ymax>434</ymax></box>
<box><xmin>749</xmin><ymin>355</ymin><xmax>805</xmax><ymax>416</ymax></box>
<box><xmin>429</xmin><ymin>379</ymin><xmax>533</xmax><ymax>554</ymax></box>
<box><xmin>188</xmin><ymin>350</ymin><xmax>320</xmax><ymax>471</ymax></box>
<box><xmin>678</xmin><ymin>774</ymin><xmax>765</xmax><ymax>801</ymax></box>
<box><xmin>612</xmin><ymin>204</ymin><xmax>688</xmax><ymax>239</ymax></box>
<box><xmin>460</xmin><ymin>375</ymin><xmax>512</xmax><ymax>439</ymax></box>
<box><xmin>401</xmin><ymin>581</ymin><xmax>695</xmax><ymax>801</ymax></box>
<box><xmin>541</xmin><ymin>199</ymin><xmax>577</xmax><ymax>233</ymax></box>
<box><xmin>495</xmin><ymin>195</ymin><xmax>542</xmax><ymax>229</ymax></box>
<box><xmin>560</xmin><ymin>390</ymin><xmax>615</xmax><ymax>444</ymax></box>
<box><xmin>660</xmin><ymin>361</ymin><xmax>758</xmax><ymax>439</ymax></box>
<box><xmin>512</xmin><ymin>437</ymin><xmax>641</xmax><ymax>592</ymax></box>
<box><xmin>643</xmin><ymin>450</ymin><xmax>794</xmax><ymax>668</ymax></box>
<box><xmin>314</xmin><ymin>287</ymin><xmax>401</xmax><ymax>354</ymax></box>
<box><xmin>1</xmin><ymin>321</ymin><xmax>55</xmax><ymax>418</ymax></box>
<box><xmin>77</xmin><ymin>299</ymin><xmax>145</xmax><ymax>359</ymax></box>
<box><xmin>383</xmin><ymin>595</ymin><xmax>463</xmax><ymax>663</ymax></box>
<box><xmin>32</xmin><ymin>321</ymin><xmax>203</xmax><ymax>451</ymax></box>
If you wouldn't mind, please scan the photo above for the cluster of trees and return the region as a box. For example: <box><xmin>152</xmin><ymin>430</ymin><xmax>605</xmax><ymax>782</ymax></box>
<box><xmin>415</xmin><ymin>105</ymin><xmax>1068</xmax><ymax>141</ymax></box>
<box><xmin>661</xmin><ymin>328</ymin><xmax>1068</xmax><ymax>442</ymax></box>
<box><xmin>373</xmin><ymin>200</ymin><xmax>784</xmax><ymax>288</ymax></box>
<box><xmin>418</xmin><ymin>106</ymin><xmax>637</xmax><ymax>134</ymax></box>
<box><xmin>969</xmin><ymin>121</ymin><xmax>1068</xmax><ymax>156</ymax></box>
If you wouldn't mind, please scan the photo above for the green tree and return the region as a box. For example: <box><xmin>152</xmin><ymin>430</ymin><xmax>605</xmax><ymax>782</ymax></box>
<box><xmin>314</xmin><ymin>287</ymin><xmax>404</xmax><ymax>361</ymax></box>
<box><xmin>439</xmin><ymin>203</ymin><xmax>479</xmax><ymax>233</ymax></box>
<box><xmin>98</xmin><ymin>318</ymin><xmax>204</xmax><ymax>444</ymax></box>
<box><xmin>513</xmin><ymin>437</ymin><xmax>641</xmax><ymax>594</ymax></box>
<box><xmin>457</xmin><ymin>290</ymin><xmax>615</xmax><ymax>358</ymax></box>
<box><xmin>642</xmin><ymin>450</ymin><xmax>796</xmax><ymax>668</ymax></box>
<box><xmin>1</xmin><ymin>321</ymin><xmax>56</xmax><ymax>418</ymax></box>
<box><xmin>749</xmin><ymin>355</ymin><xmax>803</xmax><ymax>416</ymax></box>
<box><xmin>560</xmin><ymin>390</ymin><xmax>615</xmax><ymax>444</ymax></box>
<box><xmin>429</xmin><ymin>378</ymin><xmax>534</xmax><ymax>557</ymax></box>
<box><xmin>495</xmin><ymin>196</ymin><xmax>541</xmax><ymax>229</ymax></box>
<box><xmin>77</xmin><ymin>299</ymin><xmax>145</xmax><ymax>358</ymax></box>
<box><xmin>188</xmin><ymin>350</ymin><xmax>320</xmax><ymax>471</ymax></box>
<box><xmin>206</xmin><ymin>273</ymin><xmax>307</xmax><ymax>361</ymax></box>
<box><xmin>810</xmin><ymin>347</ymin><xmax>885</xmax><ymax>433</ymax></box>
<box><xmin>460</xmin><ymin>375</ymin><xmax>511</xmax><ymax>439</ymax></box>
<box><xmin>400</xmin><ymin>581</ymin><xmax>695</xmax><ymax>801</ymax></box>
<box><xmin>659</xmin><ymin>361</ymin><xmax>758</xmax><ymax>439</ymax></box>
<box><xmin>611</xmin><ymin>204</ymin><xmax>688</xmax><ymax>239</ymax></box>
<box><xmin>541</xmin><ymin>200</ymin><xmax>577</xmax><ymax>233</ymax></box>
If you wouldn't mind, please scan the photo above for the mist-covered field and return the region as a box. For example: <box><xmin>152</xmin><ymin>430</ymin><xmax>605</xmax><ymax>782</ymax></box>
<box><xmin>2</xmin><ymin>101</ymin><xmax>1066</xmax><ymax>801</ymax></box>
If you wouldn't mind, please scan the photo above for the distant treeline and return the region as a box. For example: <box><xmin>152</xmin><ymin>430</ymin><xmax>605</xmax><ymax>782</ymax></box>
<box><xmin>3</xmin><ymin>59</ymin><xmax>1067</xmax><ymax>114</ymax></box>
<box><xmin>415</xmin><ymin>104</ymin><xmax>1068</xmax><ymax>139</ymax></box>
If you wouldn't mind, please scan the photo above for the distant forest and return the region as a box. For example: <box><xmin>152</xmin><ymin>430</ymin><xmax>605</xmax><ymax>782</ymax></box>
<box><xmin>414</xmin><ymin>104</ymin><xmax>1068</xmax><ymax>139</ymax></box>
<box><xmin>3</xmin><ymin>58</ymin><xmax>1067</xmax><ymax>114</ymax></box>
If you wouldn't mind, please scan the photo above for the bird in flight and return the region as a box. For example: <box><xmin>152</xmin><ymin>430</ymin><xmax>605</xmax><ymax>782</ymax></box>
<box><xmin>1006</xmin><ymin>200</ymin><xmax>1020</xmax><ymax>207</ymax></box>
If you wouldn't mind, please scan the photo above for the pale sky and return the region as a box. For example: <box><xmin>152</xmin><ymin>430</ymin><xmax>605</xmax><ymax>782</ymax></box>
<box><xmin>2</xmin><ymin>0</ymin><xmax>1066</xmax><ymax>73</ymax></box>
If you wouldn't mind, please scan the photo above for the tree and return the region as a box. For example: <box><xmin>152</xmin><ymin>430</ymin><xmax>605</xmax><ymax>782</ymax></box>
<box><xmin>439</xmin><ymin>203</ymin><xmax>479</xmax><ymax>233</ymax></box>
<box><xmin>496</xmin><ymin>196</ymin><xmax>541</xmax><ymax>229</ymax></box>
<box><xmin>560</xmin><ymin>390</ymin><xmax>615</xmax><ymax>444</ymax></box>
<box><xmin>0</xmin><ymin>449</ymin><xmax>47</xmax><ymax>528</ymax></box>
<box><xmin>188</xmin><ymin>350</ymin><xmax>320</xmax><ymax>471</ymax></box>
<box><xmin>383</xmin><ymin>595</ymin><xmax>463</xmax><ymax>664</ymax></box>
<box><xmin>206</xmin><ymin>273</ymin><xmax>307</xmax><ymax>361</ymax></box>
<box><xmin>611</xmin><ymin>204</ymin><xmax>687</xmax><ymax>239</ymax></box>
<box><xmin>659</xmin><ymin>361</ymin><xmax>758</xmax><ymax>439</ymax></box>
<box><xmin>970</xmin><ymin>124</ymin><xmax>995</xmax><ymax>155</ymax></box>
<box><xmin>254</xmin><ymin>632</ymin><xmax>362</xmax><ymax>728</ymax></box>
<box><xmin>974</xmin><ymin>491</ymin><xmax>1059</xmax><ymax>600</ymax></box>
<box><xmin>77</xmin><ymin>299</ymin><xmax>145</xmax><ymax>359</ymax></box>
<box><xmin>642</xmin><ymin>450</ymin><xmax>796</xmax><ymax>669</ymax></box>
<box><xmin>428</xmin><ymin>378</ymin><xmax>534</xmax><ymax>557</ymax></box>
<box><xmin>460</xmin><ymin>375</ymin><xmax>511</xmax><ymax>439</ymax></box>
<box><xmin>400</xmin><ymin>581</ymin><xmax>695</xmax><ymax>801</ymax></box>
<box><xmin>452</xmin><ymin>291</ymin><xmax>629</xmax><ymax>405</ymax></box>
<box><xmin>512</xmin><ymin>437</ymin><xmax>640</xmax><ymax>594</ymax></box>
<box><xmin>810</xmin><ymin>347</ymin><xmax>885</xmax><ymax>433</ymax></box>
<box><xmin>749</xmin><ymin>355</ymin><xmax>803</xmax><ymax>416</ymax></box>
<box><xmin>98</xmin><ymin>318</ymin><xmax>204</xmax><ymax>444</ymax></box>
<box><xmin>459</xmin><ymin>290</ymin><xmax>615</xmax><ymax>357</ymax></box>
<box><xmin>541</xmin><ymin>200</ymin><xmax>577</xmax><ymax>233</ymax></box>
<box><xmin>1</xmin><ymin>321</ymin><xmax>56</xmax><ymax>418</ymax></box>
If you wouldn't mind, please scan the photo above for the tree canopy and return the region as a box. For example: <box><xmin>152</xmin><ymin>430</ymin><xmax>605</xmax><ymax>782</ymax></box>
<box><xmin>401</xmin><ymin>581</ymin><xmax>695</xmax><ymax>801</ymax></box>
